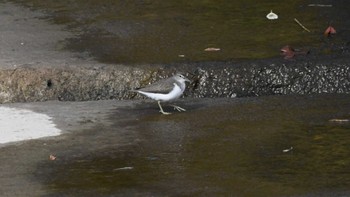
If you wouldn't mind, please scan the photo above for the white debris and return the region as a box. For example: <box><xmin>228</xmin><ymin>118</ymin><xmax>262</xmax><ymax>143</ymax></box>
<box><xmin>266</xmin><ymin>10</ymin><xmax>278</xmax><ymax>20</ymax></box>
<box><xmin>282</xmin><ymin>146</ymin><xmax>293</xmax><ymax>153</ymax></box>
<box><xmin>329</xmin><ymin>119</ymin><xmax>349</xmax><ymax>122</ymax></box>
<box><xmin>113</xmin><ymin>167</ymin><xmax>134</xmax><ymax>171</ymax></box>
<box><xmin>308</xmin><ymin>4</ymin><xmax>332</xmax><ymax>7</ymax></box>
<box><xmin>204</xmin><ymin>47</ymin><xmax>221</xmax><ymax>52</ymax></box>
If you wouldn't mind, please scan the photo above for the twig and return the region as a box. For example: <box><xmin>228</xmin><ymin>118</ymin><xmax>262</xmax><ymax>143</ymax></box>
<box><xmin>294</xmin><ymin>18</ymin><xmax>311</xmax><ymax>32</ymax></box>
<box><xmin>308</xmin><ymin>4</ymin><xmax>332</xmax><ymax>7</ymax></box>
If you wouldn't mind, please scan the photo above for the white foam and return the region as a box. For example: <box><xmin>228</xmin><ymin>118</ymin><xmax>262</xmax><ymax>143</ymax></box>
<box><xmin>0</xmin><ymin>107</ymin><xmax>61</xmax><ymax>144</ymax></box>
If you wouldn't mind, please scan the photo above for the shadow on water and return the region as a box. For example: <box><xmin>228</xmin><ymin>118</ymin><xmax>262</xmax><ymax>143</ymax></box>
<box><xmin>39</xmin><ymin>94</ymin><xmax>350</xmax><ymax>196</ymax></box>
<box><xmin>8</xmin><ymin>0</ymin><xmax>349</xmax><ymax>64</ymax></box>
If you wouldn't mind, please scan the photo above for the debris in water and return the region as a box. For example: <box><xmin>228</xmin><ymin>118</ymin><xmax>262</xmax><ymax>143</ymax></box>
<box><xmin>49</xmin><ymin>154</ymin><xmax>57</xmax><ymax>161</ymax></box>
<box><xmin>308</xmin><ymin>4</ymin><xmax>332</xmax><ymax>7</ymax></box>
<box><xmin>113</xmin><ymin>167</ymin><xmax>134</xmax><ymax>171</ymax></box>
<box><xmin>283</xmin><ymin>147</ymin><xmax>293</xmax><ymax>153</ymax></box>
<box><xmin>266</xmin><ymin>10</ymin><xmax>278</xmax><ymax>20</ymax></box>
<box><xmin>294</xmin><ymin>18</ymin><xmax>311</xmax><ymax>32</ymax></box>
<box><xmin>281</xmin><ymin>45</ymin><xmax>295</xmax><ymax>59</ymax></box>
<box><xmin>329</xmin><ymin>119</ymin><xmax>349</xmax><ymax>122</ymax></box>
<box><xmin>178</xmin><ymin>54</ymin><xmax>185</xmax><ymax>58</ymax></box>
<box><xmin>324</xmin><ymin>26</ymin><xmax>336</xmax><ymax>37</ymax></box>
<box><xmin>281</xmin><ymin>45</ymin><xmax>310</xmax><ymax>59</ymax></box>
<box><xmin>204</xmin><ymin>47</ymin><xmax>221</xmax><ymax>52</ymax></box>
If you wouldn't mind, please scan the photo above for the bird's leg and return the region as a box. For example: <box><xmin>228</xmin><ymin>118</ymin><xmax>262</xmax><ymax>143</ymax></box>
<box><xmin>158</xmin><ymin>101</ymin><xmax>171</xmax><ymax>115</ymax></box>
<box><xmin>170</xmin><ymin>105</ymin><xmax>186</xmax><ymax>112</ymax></box>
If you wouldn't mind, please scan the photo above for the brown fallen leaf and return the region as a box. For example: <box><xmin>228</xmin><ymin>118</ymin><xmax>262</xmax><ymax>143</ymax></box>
<box><xmin>49</xmin><ymin>154</ymin><xmax>57</xmax><ymax>161</ymax></box>
<box><xmin>280</xmin><ymin>45</ymin><xmax>295</xmax><ymax>59</ymax></box>
<box><xmin>204</xmin><ymin>47</ymin><xmax>221</xmax><ymax>52</ymax></box>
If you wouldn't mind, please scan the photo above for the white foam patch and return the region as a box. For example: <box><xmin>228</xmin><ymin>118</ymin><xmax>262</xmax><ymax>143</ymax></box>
<box><xmin>0</xmin><ymin>107</ymin><xmax>61</xmax><ymax>144</ymax></box>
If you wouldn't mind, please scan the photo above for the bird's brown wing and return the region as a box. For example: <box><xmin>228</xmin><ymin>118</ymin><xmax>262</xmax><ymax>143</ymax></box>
<box><xmin>136</xmin><ymin>77</ymin><xmax>176</xmax><ymax>94</ymax></box>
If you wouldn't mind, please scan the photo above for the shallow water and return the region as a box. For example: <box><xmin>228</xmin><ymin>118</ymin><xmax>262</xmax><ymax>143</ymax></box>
<box><xmin>39</xmin><ymin>94</ymin><xmax>350</xmax><ymax>196</ymax></box>
<box><xmin>10</xmin><ymin>0</ymin><xmax>347</xmax><ymax>64</ymax></box>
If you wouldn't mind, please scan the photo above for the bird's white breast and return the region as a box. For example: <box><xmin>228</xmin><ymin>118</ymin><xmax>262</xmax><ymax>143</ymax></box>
<box><xmin>137</xmin><ymin>83</ymin><xmax>183</xmax><ymax>102</ymax></box>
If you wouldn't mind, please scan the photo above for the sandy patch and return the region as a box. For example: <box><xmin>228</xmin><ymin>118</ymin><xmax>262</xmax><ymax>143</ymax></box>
<box><xmin>0</xmin><ymin>107</ymin><xmax>61</xmax><ymax>144</ymax></box>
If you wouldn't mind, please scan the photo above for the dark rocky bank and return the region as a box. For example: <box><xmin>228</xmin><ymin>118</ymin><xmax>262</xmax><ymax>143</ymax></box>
<box><xmin>0</xmin><ymin>55</ymin><xmax>349</xmax><ymax>104</ymax></box>
<box><xmin>0</xmin><ymin>1</ymin><xmax>349</xmax><ymax>104</ymax></box>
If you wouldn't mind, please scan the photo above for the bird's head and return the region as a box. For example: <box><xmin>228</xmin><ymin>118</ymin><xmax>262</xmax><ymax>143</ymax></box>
<box><xmin>175</xmin><ymin>73</ymin><xmax>191</xmax><ymax>83</ymax></box>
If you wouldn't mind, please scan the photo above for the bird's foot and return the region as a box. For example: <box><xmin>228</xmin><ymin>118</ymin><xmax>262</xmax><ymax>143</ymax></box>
<box><xmin>158</xmin><ymin>101</ymin><xmax>171</xmax><ymax>115</ymax></box>
<box><xmin>159</xmin><ymin>110</ymin><xmax>172</xmax><ymax>115</ymax></box>
<box><xmin>171</xmin><ymin>105</ymin><xmax>186</xmax><ymax>112</ymax></box>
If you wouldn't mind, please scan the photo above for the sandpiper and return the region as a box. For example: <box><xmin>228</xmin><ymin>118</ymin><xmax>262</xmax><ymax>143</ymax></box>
<box><xmin>132</xmin><ymin>73</ymin><xmax>191</xmax><ymax>115</ymax></box>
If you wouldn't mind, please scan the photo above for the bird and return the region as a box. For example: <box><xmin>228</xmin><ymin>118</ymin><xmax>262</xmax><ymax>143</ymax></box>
<box><xmin>132</xmin><ymin>73</ymin><xmax>191</xmax><ymax>115</ymax></box>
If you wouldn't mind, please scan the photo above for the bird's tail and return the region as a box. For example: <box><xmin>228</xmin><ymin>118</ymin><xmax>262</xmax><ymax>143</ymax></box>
<box><xmin>128</xmin><ymin>89</ymin><xmax>139</xmax><ymax>93</ymax></box>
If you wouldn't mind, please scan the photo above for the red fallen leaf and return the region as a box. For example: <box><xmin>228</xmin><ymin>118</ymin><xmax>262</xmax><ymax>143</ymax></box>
<box><xmin>324</xmin><ymin>26</ymin><xmax>336</xmax><ymax>36</ymax></box>
<box><xmin>280</xmin><ymin>45</ymin><xmax>310</xmax><ymax>60</ymax></box>
<box><xmin>280</xmin><ymin>45</ymin><xmax>295</xmax><ymax>59</ymax></box>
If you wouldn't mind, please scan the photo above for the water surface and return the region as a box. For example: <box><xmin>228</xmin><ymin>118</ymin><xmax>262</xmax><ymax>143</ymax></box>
<box><xmin>39</xmin><ymin>94</ymin><xmax>350</xmax><ymax>196</ymax></box>
<box><xmin>10</xmin><ymin>0</ymin><xmax>347</xmax><ymax>64</ymax></box>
